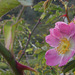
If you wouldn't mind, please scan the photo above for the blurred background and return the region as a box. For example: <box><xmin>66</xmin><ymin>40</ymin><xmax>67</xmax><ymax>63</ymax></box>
<box><xmin>0</xmin><ymin>0</ymin><xmax>75</xmax><ymax>75</ymax></box>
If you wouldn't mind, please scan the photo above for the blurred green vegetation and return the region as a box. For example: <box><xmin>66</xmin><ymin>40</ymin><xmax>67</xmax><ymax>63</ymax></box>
<box><xmin>0</xmin><ymin>0</ymin><xmax>20</xmax><ymax>17</ymax></box>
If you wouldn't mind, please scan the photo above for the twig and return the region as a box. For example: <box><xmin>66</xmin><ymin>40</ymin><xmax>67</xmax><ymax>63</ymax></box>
<box><xmin>16</xmin><ymin>6</ymin><xmax>25</xmax><ymax>23</ymax></box>
<box><xmin>59</xmin><ymin>0</ymin><xmax>70</xmax><ymax>22</ymax></box>
<box><xmin>18</xmin><ymin>18</ymin><xmax>41</xmax><ymax>61</ymax></box>
<box><xmin>11</xmin><ymin>5</ymin><xmax>25</xmax><ymax>27</ymax></box>
<box><xmin>18</xmin><ymin>40</ymin><xmax>23</xmax><ymax>49</ymax></box>
<box><xmin>50</xmin><ymin>67</ymin><xmax>56</xmax><ymax>74</ymax></box>
<box><xmin>65</xmin><ymin>5</ymin><xmax>70</xmax><ymax>22</ymax></box>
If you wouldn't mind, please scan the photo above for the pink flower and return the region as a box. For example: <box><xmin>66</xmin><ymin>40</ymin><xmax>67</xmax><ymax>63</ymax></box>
<box><xmin>0</xmin><ymin>29</ymin><xmax>1</xmax><ymax>32</ymax></box>
<box><xmin>45</xmin><ymin>21</ymin><xmax>75</xmax><ymax>66</ymax></box>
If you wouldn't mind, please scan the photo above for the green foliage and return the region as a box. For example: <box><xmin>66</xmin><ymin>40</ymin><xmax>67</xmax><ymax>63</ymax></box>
<box><xmin>0</xmin><ymin>0</ymin><xmax>20</xmax><ymax>17</ymax></box>
<box><xmin>38</xmin><ymin>51</ymin><xmax>46</xmax><ymax>61</ymax></box>
<box><xmin>62</xmin><ymin>60</ymin><xmax>75</xmax><ymax>73</ymax></box>
<box><xmin>33</xmin><ymin>1</ymin><xmax>44</xmax><ymax>12</ymax></box>
<box><xmin>40</xmin><ymin>13</ymin><xmax>46</xmax><ymax>20</ymax></box>
<box><xmin>46</xmin><ymin>10</ymin><xmax>62</xmax><ymax>24</ymax></box>
<box><xmin>0</xmin><ymin>69</ymin><xmax>14</xmax><ymax>75</ymax></box>
<box><xmin>0</xmin><ymin>62</ymin><xmax>9</xmax><ymax>70</ymax></box>
<box><xmin>25</xmin><ymin>48</ymin><xmax>33</xmax><ymax>52</ymax></box>
<box><xmin>33</xmin><ymin>1</ymin><xmax>63</xmax><ymax>24</ymax></box>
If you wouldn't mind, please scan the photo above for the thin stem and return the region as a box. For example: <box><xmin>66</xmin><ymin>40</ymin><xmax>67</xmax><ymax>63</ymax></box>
<box><xmin>11</xmin><ymin>5</ymin><xmax>25</xmax><ymax>27</ymax></box>
<box><xmin>50</xmin><ymin>67</ymin><xmax>56</xmax><ymax>74</ymax></box>
<box><xmin>65</xmin><ymin>5</ymin><xmax>70</xmax><ymax>22</ymax></box>
<box><xmin>59</xmin><ymin>0</ymin><xmax>70</xmax><ymax>22</ymax></box>
<box><xmin>16</xmin><ymin>6</ymin><xmax>25</xmax><ymax>23</ymax></box>
<box><xmin>18</xmin><ymin>39</ymin><xmax>23</xmax><ymax>49</ymax></box>
<box><xmin>18</xmin><ymin>18</ymin><xmax>41</xmax><ymax>61</ymax></box>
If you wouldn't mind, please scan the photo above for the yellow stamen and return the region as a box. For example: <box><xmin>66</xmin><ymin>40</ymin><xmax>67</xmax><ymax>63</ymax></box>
<box><xmin>56</xmin><ymin>38</ymin><xmax>70</xmax><ymax>54</ymax></box>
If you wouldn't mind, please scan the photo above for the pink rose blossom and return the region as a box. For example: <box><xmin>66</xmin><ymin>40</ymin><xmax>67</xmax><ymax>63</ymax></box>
<box><xmin>45</xmin><ymin>21</ymin><xmax>75</xmax><ymax>66</ymax></box>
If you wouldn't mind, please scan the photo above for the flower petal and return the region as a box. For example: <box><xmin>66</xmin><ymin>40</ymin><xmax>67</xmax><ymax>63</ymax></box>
<box><xmin>59</xmin><ymin>51</ymin><xmax>75</xmax><ymax>67</ymax></box>
<box><xmin>55</xmin><ymin>22</ymin><xmax>70</xmax><ymax>36</ymax></box>
<box><xmin>45</xmin><ymin>49</ymin><xmax>61</xmax><ymax>66</ymax></box>
<box><xmin>50</xmin><ymin>28</ymin><xmax>62</xmax><ymax>39</ymax></box>
<box><xmin>0</xmin><ymin>29</ymin><xmax>1</xmax><ymax>32</ymax></box>
<box><xmin>69</xmin><ymin>22</ymin><xmax>75</xmax><ymax>37</ymax></box>
<box><xmin>55</xmin><ymin>22</ymin><xmax>68</xmax><ymax>29</ymax></box>
<box><xmin>45</xmin><ymin>34</ymin><xmax>59</xmax><ymax>47</ymax></box>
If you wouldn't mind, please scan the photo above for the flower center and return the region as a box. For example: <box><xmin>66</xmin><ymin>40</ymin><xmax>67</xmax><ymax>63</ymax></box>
<box><xmin>56</xmin><ymin>38</ymin><xmax>70</xmax><ymax>54</ymax></box>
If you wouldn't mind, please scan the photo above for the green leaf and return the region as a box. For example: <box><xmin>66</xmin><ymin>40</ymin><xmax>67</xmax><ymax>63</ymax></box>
<box><xmin>34</xmin><ymin>49</ymin><xmax>42</xmax><ymax>54</ymax></box>
<box><xmin>17</xmin><ymin>25</ymin><xmax>23</xmax><ymax>31</ymax></box>
<box><xmin>10</xmin><ymin>19</ymin><xmax>23</xmax><ymax>52</ymax></box>
<box><xmin>0</xmin><ymin>62</ymin><xmax>9</xmax><ymax>70</ymax></box>
<box><xmin>72</xmin><ymin>68</ymin><xmax>75</xmax><ymax>72</ymax></box>
<box><xmin>0</xmin><ymin>69</ymin><xmax>14</xmax><ymax>75</ymax></box>
<box><xmin>62</xmin><ymin>60</ymin><xmax>75</xmax><ymax>73</ymax></box>
<box><xmin>40</xmin><ymin>13</ymin><xmax>46</xmax><ymax>19</ymax></box>
<box><xmin>46</xmin><ymin>10</ymin><xmax>61</xmax><ymax>24</ymax></box>
<box><xmin>4</xmin><ymin>21</ymin><xmax>12</xmax><ymax>50</ymax></box>
<box><xmin>49</xmin><ymin>4</ymin><xmax>63</xmax><ymax>11</ymax></box>
<box><xmin>3</xmin><ymin>19</ymin><xmax>22</xmax><ymax>51</ymax></box>
<box><xmin>38</xmin><ymin>51</ymin><xmax>46</xmax><ymax>60</ymax></box>
<box><xmin>26</xmin><ymin>48</ymin><xmax>33</xmax><ymax>52</ymax></box>
<box><xmin>33</xmin><ymin>1</ymin><xmax>44</xmax><ymax>12</ymax></box>
<box><xmin>0</xmin><ymin>0</ymin><xmax>20</xmax><ymax>17</ymax></box>
<box><xmin>0</xmin><ymin>69</ymin><xmax>5</xmax><ymax>75</ymax></box>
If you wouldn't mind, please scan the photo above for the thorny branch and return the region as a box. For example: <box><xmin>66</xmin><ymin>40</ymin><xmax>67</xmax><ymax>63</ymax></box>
<box><xmin>59</xmin><ymin>0</ymin><xmax>70</xmax><ymax>22</ymax></box>
<box><xmin>18</xmin><ymin>18</ymin><xmax>41</xmax><ymax>61</ymax></box>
